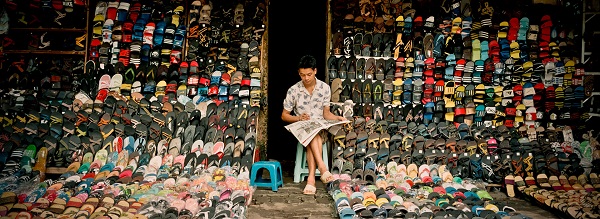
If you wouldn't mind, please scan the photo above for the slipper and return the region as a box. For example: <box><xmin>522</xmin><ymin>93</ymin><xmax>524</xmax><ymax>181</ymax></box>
<box><xmin>332</xmin><ymin>158</ymin><xmax>344</xmax><ymax>176</ymax></box>
<box><xmin>407</xmin><ymin>163</ymin><xmax>418</xmax><ymax>179</ymax></box>
<box><xmin>303</xmin><ymin>184</ymin><xmax>316</xmax><ymax>195</ymax></box>
<box><xmin>433</xmin><ymin>33</ymin><xmax>444</xmax><ymax>58</ymax></box>
<box><xmin>320</xmin><ymin>171</ymin><xmax>334</xmax><ymax>184</ymax></box>
<box><xmin>472</xmin><ymin>39</ymin><xmax>481</xmax><ymax>61</ymax></box>
<box><xmin>505</xmin><ymin>174</ymin><xmax>515</xmax><ymax>197</ymax></box>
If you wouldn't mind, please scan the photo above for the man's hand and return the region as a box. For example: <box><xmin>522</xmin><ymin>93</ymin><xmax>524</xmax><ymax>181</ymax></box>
<box><xmin>300</xmin><ymin>113</ymin><xmax>310</xmax><ymax>121</ymax></box>
<box><xmin>336</xmin><ymin>116</ymin><xmax>347</xmax><ymax>121</ymax></box>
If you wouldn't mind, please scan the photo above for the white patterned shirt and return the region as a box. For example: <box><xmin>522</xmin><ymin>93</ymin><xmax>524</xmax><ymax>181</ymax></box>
<box><xmin>283</xmin><ymin>79</ymin><xmax>331</xmax><ymax>120</ymax></box>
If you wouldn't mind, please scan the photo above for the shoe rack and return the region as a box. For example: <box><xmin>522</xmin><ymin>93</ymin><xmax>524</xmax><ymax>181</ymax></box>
<box><xmin>582</xmin><ymin>0</ymin><xmax>600</xmax><ymax>64</ymax></box>
<box><xmin>582</xmin><ymin>0</ymin><xmax>600</xmax><ymax>121</ymax></box>
<box><xmin>1</xmin><ymin>2</ymin><xmax>90</xmax><ymax>70</ymax></box>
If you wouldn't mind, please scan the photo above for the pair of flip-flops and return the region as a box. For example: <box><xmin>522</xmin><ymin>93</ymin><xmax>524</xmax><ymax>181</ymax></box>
<box><xmin>300</xmin><ymin>182</ymin><xmax>317</xmax><ymax>196</ymax></box>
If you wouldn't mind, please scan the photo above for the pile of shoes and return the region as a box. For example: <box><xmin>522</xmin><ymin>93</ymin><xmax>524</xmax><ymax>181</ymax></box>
<box><xmin>517</xmin><ymin>173</ymin><xmax>600</xmax><ymax>219</ymax></box>
<box><xmin>0</xmin><ymin>64</ymin><xmax>259</xmax><ymax>217</ymax></box>
<box><xmin>326</xmin><ymin>114</ymin><xmax>600</xmax><ymax>218</ymax></box>
<box><xmin>327</xmin><ymin>0</ymin><xmax>587</xmax><ymax>130</ymax></box>
<box><xmin>88</xmin><ymin>0</ymin><xmax>265</xmax><ymax>107</ymax></box>
<box><xmin>0</xmin><ymin>56</ymin><xmax>86</xmax><ymax>92</ymax></box>
<box><xmin>184</xmin><ymin>0</ymin><xmax>266</xmax><ymax>108</ymax></box>
<box><xmin>89</xmin><ymin>0</ymin><xmax>187</xmax><ymax>66</ymax></box>
<box><xmin>509</xmin><ymin>130</ymin><xmax>600</xmax><ymax>219</ymax></box>
<box><xmin>325</xmin><ymin>0</ymin><xmax>598</xmax><ymax>218</ymax></box>
<box><xmin>0</xmin><ymin>0</ymin><xmax>269</xmax><ymax>216</ymax></box>
<box><xmin>0</xmin><ymin>165</ymin><xmax>251</xmax><ymax>218</ymax></box>
<box><xmin>329</xmin><ymin>166</ymin><xmax>533</xmax><ymax>218</ymax></box>
<box><xmin>327</xmin><ymin>114</ymin><xmax>592</xmax><ymax>184</ymax></box>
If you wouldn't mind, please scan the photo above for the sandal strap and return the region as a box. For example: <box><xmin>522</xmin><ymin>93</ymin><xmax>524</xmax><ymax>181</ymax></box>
<box><xmin>101</xmin><ymin>129</ymin><xmax>114</xmax><ymax>139</ymax></box>
<box><xmin>13</xmin><ymin>126</ymin><xmax>24</xmax><ymax>134</ymax></box>
<box><xmin>512</xmin><ymin>158</ymin><xmax>523</xmax><ymax>176</ymax></box>
<box><xmin>482</xmin><ymin>162</ymin><xmax>494</xmax><ymax>178</ymax></box>
<box><xmin>523</xmin><ymin>155</ymin><xmax>534</xmax><ymax>177</ymax></box>
<box><xmin>98</xmin><ymin>117</ymin><xmax>110</xmax><ymax>126</ymax></box>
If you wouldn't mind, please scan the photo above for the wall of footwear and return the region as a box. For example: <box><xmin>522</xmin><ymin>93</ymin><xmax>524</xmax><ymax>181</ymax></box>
<box><xmin>0</xmin><ymin>0</ymin><xmax>267</xmax><ymax>218</ymax></box>
<box><xmin>324</xmin><ymin>0</ymin><xmax>600</xmax><ymax>218</ymax></box>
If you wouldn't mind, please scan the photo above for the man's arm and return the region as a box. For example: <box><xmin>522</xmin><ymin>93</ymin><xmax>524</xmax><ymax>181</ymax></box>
<box><xmin>282</xmin><ymin>85</ymin><xmax>303</xmax><ymax>123</ymax></box>
<box><xmin>323</xmin><ymin>106</ymin><xmax>345</xmax><ymax>121</ymax></box>
<box><xmin>282</xmin><ymin>109</ymin><xmax>302</xmax><ymax>123</ymax></box>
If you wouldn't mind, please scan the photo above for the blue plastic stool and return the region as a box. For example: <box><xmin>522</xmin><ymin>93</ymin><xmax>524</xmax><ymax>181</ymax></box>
<box><xmin>250</xmin><ymin>161</ymin><xmax>284</xmax><ymax>191</ymax></box>
<box><xmin>293</xmin><ymin>142</ymin><xmax>329</xmax><ymax>183</ymax></box>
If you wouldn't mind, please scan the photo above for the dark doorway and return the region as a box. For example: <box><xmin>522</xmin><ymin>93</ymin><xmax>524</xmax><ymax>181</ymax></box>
<box><xmin>267</xmin><ymin>0</ymin><xmax>327</xmax><ymax>162</ymax></box>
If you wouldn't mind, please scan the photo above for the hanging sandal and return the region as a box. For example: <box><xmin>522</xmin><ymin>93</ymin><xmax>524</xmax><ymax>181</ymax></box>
<box><xmin>523</xmin><ymin>153</ymin><xmax>534</xmax><ymax>178</ymax></box>
<box><xmin>511</xmin><ymin>154</ymin><xmax>524</xmax><ymax>178</ymax></box>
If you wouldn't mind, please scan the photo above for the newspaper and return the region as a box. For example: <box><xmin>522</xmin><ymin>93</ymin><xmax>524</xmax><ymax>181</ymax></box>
<box><xmin>285</xmin><ymin>119</ymin><xmax>351</xmax><ymax>147</ymax></box>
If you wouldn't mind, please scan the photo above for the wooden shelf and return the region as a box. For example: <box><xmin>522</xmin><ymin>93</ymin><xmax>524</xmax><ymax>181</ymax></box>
<box><xmin>10</xmin><ymin>28</ymin><xmax>87</xmax><ymax>33</ymax></box>
<box><xmin>3</xmin><ymin>50</ymin><xmax>86</xmax><ymax>55</ymax></box>
<box><xmin>46</xmin><ymin>167</ymin><xmax>67</xmax><ymax>175</ymax></box>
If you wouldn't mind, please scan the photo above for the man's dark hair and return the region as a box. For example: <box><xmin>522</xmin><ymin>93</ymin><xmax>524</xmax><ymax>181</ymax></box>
<box><xmin>297</xmin><ymin>55</ymin><xmax>317</xmax><ymax>69</ymax></box>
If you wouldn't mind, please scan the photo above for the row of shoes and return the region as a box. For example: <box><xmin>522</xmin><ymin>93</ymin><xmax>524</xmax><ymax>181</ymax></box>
<box><xmin>327</xmin><ymin>55</ymin><xmax>584</xmax><ymax>106</ymax></box>
<box><xmin>2</xmin><ymin>0</ymin><xmax>87</xmax><ymax>52</ymax></box>
<box><xmin>512</xmin><ymin>173</ymin><xmax>600</xmax><ymax>219</ymax></box>
<box><xmin>0</xmin><ymin>85</ymin><xmax>259</xmax><ymax>170</ymax></box>
<box><xmin>330</xmin><ymin>14</ymin><xmax>574</xmax><ymax>64</ymax></box>
<box><xmin>0</xmin><ymin>152</ymin><xmax>252</xmax><ymax>218</ymax></box>
<box><xmin>0</xmin><ymin>57</ymin><xmax>85</xmax><ymax>92</ymax></box>
<box><xmin>89</xmin><ymin>0</ymin><xmax>188</xmax><ymax>67</ymax></box>
<box><xmin>326</xmin><ymin>113</ymin><xmax>590</xmax><ymax>185</ymax></box>
<box><xmin>184</xmin><ymin>0</ymin><xmax>266</xmax><ymax>61</ymax></box>
<box><xmin>2</xmin><ymin>31</ymin><xmax>87</xmax><ymax>52</ymax></box>
<box><xmin>328</xmin><ymin>169</ymin><xmax>533</xmax><ymax>219</ymax></box>
<box><xmin>330</xmin><ymin>0</ymin><xmax>576</xmax><ymax>63</ymax></box>
<box><xmin>327</xmin><ymin>54</ymin><xmax>582</xmax><ymax>89</ymax></box>
<box><xmin>331</xmin><ymin>95</ymin><xmax>585</xmax><ymax>136</ymax></box>
<box><xmin>4</xmin><ymin>0</ymin><xmax>87</xmax><ymax>29</ymax></box>
<box><xmin>88</xmin><ymin>0</ymin><xmax>266</xmax><ymax>73</ymax></box>
<box><xmin>82</xmin><ymin>61</ymin><xmax>261</xmax><ymax>108</ymax></box>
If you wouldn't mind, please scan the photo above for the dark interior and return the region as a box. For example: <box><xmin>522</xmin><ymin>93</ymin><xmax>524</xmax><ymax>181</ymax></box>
<box><xmin>267</xmin><ymin>0</ymin><xmax>327</xmax><ymax>162</ymax></box>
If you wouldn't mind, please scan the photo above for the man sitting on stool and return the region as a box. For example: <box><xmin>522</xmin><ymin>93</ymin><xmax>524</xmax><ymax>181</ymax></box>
<box><xmin>281</xmin><ymin>54</ymin><xmax>346</xmax><ymax>195</ymax></box>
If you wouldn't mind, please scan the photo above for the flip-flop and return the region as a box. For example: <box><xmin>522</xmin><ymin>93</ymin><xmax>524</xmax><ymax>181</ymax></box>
<box><xmin>407</xmin><ymin>163</ymin><xmax>418</xmax><ymax>179</ymax></box>
<box><xmin>320</xmin><ymin>171</ymin><xmax>334</xmax><ymax>184</ymax></box>
<box><xmin>332</xmin><ymin>158</ymin><xmax>344</xmax><ymax>176</ymax></box>
<box><xmin>303</xmin><ymin>184</ymin><xmax>316</xmax><ymax>195</ymax></box>
<box><xmin>505</xmin><ymin>174</ymin><xmax>515</xmax><ymax>197</ymax></box>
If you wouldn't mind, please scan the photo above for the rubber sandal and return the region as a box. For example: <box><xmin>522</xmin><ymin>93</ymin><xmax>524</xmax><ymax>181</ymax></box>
<box><xmin>302</xmin><ymin>184</ymin><xmax>317</xmax><ymax>195</ymax></box>
<box><xmin>505</xmin><ymin>174</ymin><xmax>516</xmax><ymax>197</ymax></box>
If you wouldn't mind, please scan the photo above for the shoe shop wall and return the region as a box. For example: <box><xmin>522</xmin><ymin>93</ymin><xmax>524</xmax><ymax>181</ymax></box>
<box><xmin>265</xmin><ymin>0</ymin><xmax>579</xmax><ymax>161</ymax></box>
<box><xmin>267</xmin><ymin>0</ymin><xmax>327</xmax><ymax>161</ymax></box>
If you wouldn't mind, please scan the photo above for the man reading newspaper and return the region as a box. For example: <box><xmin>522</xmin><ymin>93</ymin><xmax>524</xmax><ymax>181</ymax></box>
<box><xmin>281</xmin><ymin>55</ymin><xmax>348</xmax><ymax>195</ymax></box>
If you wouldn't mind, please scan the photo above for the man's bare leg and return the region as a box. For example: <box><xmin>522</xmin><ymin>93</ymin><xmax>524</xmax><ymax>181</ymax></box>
<box><xmin>308</xmin><ymin>134</ymin><xmax>328</xmax><ymax>174</ymax></box>
<box><xmin>305</xmin><ymin>143</ymin><xmax>316</xmax><ymax>187</ymax></box>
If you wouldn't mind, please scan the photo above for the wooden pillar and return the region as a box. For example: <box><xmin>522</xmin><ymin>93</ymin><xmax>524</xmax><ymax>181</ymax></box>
<box><xmin>325</xmin><ymin>0</ymin><xmax>333</xmax><ymax>84</ymax></box>
<box><xmin>256</xmin><ymin>0</ymin><xmax>269</xmax><ymax>162</ymax></box>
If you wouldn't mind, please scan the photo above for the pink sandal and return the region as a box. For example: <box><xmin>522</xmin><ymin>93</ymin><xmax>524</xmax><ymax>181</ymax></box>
<box><xmin>183</xmin><ymin>197</ymin><xmax>199</xmax><ymax>216</ymax></box>
<box><xmin>303</xmin><ymin>184</ymin><xmax>316</xmax><ymax>195</ymax></box>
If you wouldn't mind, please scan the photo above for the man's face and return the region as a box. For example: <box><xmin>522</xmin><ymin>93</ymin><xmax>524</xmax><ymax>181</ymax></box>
<box><xmin>298</xmin><ymin>68</ymin><xmax>316</xmax><ymax>85</ymax></box>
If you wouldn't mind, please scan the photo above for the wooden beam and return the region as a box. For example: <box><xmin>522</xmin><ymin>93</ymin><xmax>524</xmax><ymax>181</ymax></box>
<box><xmin>46</xmin><ymin>167</ymin><xmax>68</xmax><ymax>175</ymax></box>
<box><xmin>325</xmin><ymin>0</ymin><xmax>332</xmax><ymax>83</ymax></box>
<box><xmin>256</xmin><ymin>0</ymin><xmax>270</xmax><ymax>161</ymax></box>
